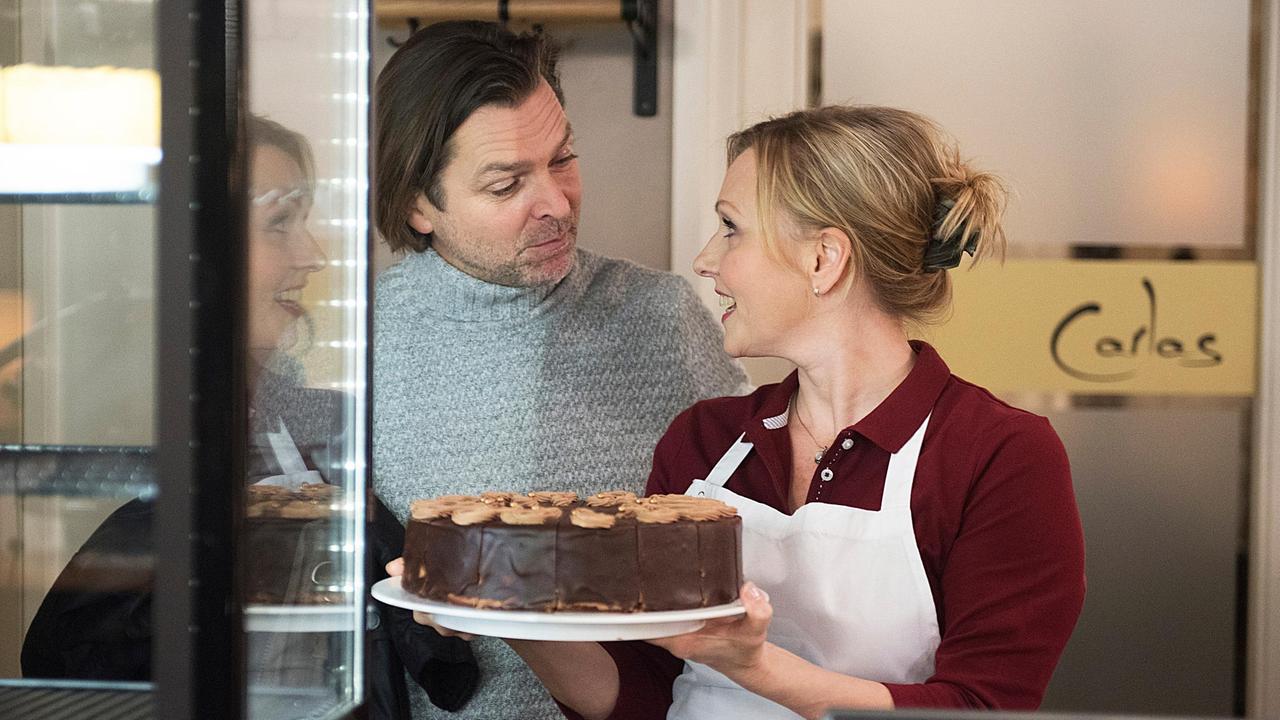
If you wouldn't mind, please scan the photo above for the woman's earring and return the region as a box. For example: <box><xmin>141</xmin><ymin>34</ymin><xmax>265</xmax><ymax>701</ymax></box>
<box><xmin>812</xmin><ymin>286</ymin><xmax>821</xmax><ymax>296</ymax></box>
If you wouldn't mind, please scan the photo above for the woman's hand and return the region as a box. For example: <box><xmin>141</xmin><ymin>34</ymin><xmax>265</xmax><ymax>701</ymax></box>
<box><xmin>384</xmin><ymin>558</ymin><xmax>474</xmax><ymax>641</ymax></box>
<box><xmin>648</xmin><ymin>581</ymin><xmax>773</xmax><ymax>683</ymax></box>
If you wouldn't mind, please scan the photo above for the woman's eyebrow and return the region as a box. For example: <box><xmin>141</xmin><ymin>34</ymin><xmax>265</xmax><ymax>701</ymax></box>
<box><xmin>715</xmin><ymin>199</ymin><xmax>741</xmax><ymax>215</ymax></box>
<box><xmin>252</xmin><ymin>186</ymin><xmax>308</xmax><ymax>206</ymax></box>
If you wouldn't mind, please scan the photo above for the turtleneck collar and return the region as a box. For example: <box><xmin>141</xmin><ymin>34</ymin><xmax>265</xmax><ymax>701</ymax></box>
<box><xmin>396</xmin><ymin>247</ymin><xmax>587</xmax><ymax>322</ymax></box>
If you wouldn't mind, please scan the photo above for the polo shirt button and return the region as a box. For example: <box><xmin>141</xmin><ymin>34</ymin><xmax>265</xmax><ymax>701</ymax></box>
<box><xmin>841</xmin><ymin>438</ymin><xmax>854</xmax><ymax>450</ymax></box>
<box><xmin>820</xmin><ymin>468</ymin><xmax>834</xmax><ymax>482</ymax></box>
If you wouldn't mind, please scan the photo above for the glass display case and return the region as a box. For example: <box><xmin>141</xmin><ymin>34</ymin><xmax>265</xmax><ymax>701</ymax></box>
<box><xmin>0</xmin><ymin>1</ymin><xmax>372</xmax><ymax>719</ymax></box>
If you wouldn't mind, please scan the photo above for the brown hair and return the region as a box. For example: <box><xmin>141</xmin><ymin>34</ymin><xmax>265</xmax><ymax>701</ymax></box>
<box><xmin>374</xmin><ymin>21</ymin><xmax>564</xmax><ymax>253</ymax></box>
<box><xmin>246</xmin><ymin>114</ymin><xmax>315</xmax><ymax>190</ymax></box>
<box><xmin>727</xmin><ymin>105</ymin><xmax>1007</xmax><ymax>325</ymax></box>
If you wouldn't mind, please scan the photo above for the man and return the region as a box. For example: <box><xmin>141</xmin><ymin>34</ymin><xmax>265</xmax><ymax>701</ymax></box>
<box><xmin>372</xmin><ymin>20</ymin><xmax>748</xmax><ymax>720</ymax></box>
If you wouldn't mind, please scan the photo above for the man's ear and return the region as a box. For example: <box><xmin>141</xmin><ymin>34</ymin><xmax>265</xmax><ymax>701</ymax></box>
<box><xmin>810</xmin><ymin>226</ymin><xmax>853</xmax><ymax>295</ymax></box>
<box><xmin>408</xmin><ymin>193</ymin><xmax>435</xmax><ymax>235</ymax></box>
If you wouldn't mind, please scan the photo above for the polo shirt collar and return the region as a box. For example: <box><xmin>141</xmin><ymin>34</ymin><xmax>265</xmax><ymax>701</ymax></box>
<box><xmin>854</xmin><ymin>340</ymin><xmax>950</xmax><ymax>453</ymax></box>
<box><xmin>746</xmin><ymin>340</ymin><xmax>951</xmax><ymax>454</ymax></box>
<box><xmin>748</xmin><ymin>371</ymin><xmax>800</xmax><ymax>432</ymax></box>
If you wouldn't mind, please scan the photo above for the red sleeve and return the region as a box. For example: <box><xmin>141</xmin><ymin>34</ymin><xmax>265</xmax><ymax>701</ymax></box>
<box><xmin>645</xmin><ymin>407</ymin><xmax>696</xmax><ymax>496</ymax></box>
<box><xmin>885</xmin><ymin>415</ymin><xmax>1086</xmax><ymax>709</ymax></box>
<box><xmin>559</xmin><ymin>414</ymin><xmax>694</xmax><ymax>720</ymax></box>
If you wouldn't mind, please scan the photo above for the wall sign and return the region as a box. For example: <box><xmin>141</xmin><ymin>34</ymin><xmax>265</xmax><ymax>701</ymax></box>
<box><xmin>921</xmin><ymin>260</ymin><xmax>1257</xmax><ymax>396</ymax></box>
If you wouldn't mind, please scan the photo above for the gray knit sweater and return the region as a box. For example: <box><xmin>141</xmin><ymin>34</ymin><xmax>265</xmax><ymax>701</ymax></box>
<box><xmin>373</xmin><ymin>247</ymin><xmax>747</xmax><ymax>719</ymax></box>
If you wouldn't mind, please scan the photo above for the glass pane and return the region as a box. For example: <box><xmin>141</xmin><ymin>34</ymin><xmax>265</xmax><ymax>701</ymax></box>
<box><xmin>1</xmin><ymin>0</ymin><xmax>158</xmax><ymax>689</ymax></box>
<box><xmin>2</xmin><ymin>2</ymin><xmax>159</xmax><ymax>201</ymax></box>
<box><xmin>821</xmin><ymin>2</ymin><xmax>1257</xmax><ymax>715</ymax></box>
<box><xmin>1033</xmin><ymin>399</ymin><xmax>1247</xmax><ymax>715</ymax></box>
<box><xmin>241</xmin><ymin>1</ymin><xmax>368</xmax><ymax>717</ymax></box>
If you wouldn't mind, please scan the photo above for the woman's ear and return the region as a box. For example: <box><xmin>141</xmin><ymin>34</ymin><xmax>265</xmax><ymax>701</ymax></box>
<box><xmin>810</xmin><ymin>227</ymin><xmax>853</xmax><ymax>296</ymax></box>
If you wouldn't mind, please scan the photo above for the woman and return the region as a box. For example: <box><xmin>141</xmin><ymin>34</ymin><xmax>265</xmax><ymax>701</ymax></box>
<box><xmin>394</xmin><ymin>105</ymin><xmax>1085</xmax><ymax>719</ymax></box>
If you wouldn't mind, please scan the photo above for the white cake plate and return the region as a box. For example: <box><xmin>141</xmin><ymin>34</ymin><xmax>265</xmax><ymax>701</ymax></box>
<box><xmin>245</xmin><ymin>604</ymin><xmax>360</xmax><ymax>633</ymax></box>
<box><xmin>371</xmin><ymin>578</ymin><xmax>744</xmax><ymax>641</ymax></box>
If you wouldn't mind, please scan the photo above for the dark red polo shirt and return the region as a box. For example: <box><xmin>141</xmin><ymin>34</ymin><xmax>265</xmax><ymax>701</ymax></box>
<box><xmin>567</xmin><ymin>341</ymin><xmax>1085</xmax><ymax>718</ymax></box>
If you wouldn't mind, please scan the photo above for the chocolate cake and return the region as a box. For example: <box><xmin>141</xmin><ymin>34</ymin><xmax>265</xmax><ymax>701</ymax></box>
<box><xmin>402</xmin><ymin>491</ymin><xmax>742</xmax><ymax>612</ymax></box>
<box><xmin>245</xmin><ymin>482</ymin><xmax>348</xmax><ymax>604</ymax></box>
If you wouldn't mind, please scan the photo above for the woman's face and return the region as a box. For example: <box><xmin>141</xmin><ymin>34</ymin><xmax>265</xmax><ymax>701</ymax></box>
<box><xmin>694</xmin><ymin>149</ymin><xmax>811</xmax><ymax>358</ymax></box>
<box><xmin>248</xmin><ymin>144</ymin><xmax>326</xmax><ymax>353</ymax></box>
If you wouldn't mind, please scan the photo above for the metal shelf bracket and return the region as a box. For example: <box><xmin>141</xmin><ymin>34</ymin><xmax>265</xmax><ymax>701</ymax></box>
<box><xmin>623</xmin><ymin>0</ymin><xmax>658</xmax><ymax>116</ymax></box>
<box><xmin>379</xmin><ymin>0</ymin><xmax>659</xmax><ymax>116</ymax></box>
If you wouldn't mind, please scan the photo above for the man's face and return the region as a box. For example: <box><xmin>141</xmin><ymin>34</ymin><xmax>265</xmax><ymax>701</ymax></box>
<box><xmin>409</xmin><ymin>79</ymin><xmax>582</xmax><ymax>287</ymax></box>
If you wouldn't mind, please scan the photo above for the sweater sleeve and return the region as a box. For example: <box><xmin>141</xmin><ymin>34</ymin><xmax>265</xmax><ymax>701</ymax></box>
<box><xmin>370</xmin><ymin>495</ymin><xmax>478</xmax><ymax>712</ymax></box>
<box><xmin>884</xmin><ymin>415</ymin><xmax>1086</xmax><ymax>709</ymax></box>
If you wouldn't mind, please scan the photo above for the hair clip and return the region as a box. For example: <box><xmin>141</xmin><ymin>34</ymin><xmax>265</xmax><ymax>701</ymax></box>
<box><xmin>922</xmin><ymin>198</ymin><xmax>978</xmax><ymax>272</ymax></box>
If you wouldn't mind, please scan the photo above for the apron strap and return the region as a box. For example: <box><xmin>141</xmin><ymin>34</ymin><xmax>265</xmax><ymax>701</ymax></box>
<box><xmin>267</xmin><ymin>418</ymin><xmax>309</xmax><ymax>476</ymax></box>
<box><xmin>704</xmin><ymin>433</ymin><xmax>754</xmax><ymax>488</ymax></box>
<box><xmin>880</xmin><ymin>413</ymin><xmax>931</xmax><ymax>509</ymax></box>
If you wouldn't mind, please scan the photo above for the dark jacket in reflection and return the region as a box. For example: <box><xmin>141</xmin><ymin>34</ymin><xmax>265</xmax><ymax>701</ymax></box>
<box><xmin>20</xmin><ymin>364</ymin><xmax>478</xmax><ymax>716</ymax></box>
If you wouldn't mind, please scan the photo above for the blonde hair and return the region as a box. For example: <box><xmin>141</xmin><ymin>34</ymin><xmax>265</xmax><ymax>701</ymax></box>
<box><xmin>727</xmin><ymin>105</ymin><xmax>1007</xmax><ymax>324</ymax></box>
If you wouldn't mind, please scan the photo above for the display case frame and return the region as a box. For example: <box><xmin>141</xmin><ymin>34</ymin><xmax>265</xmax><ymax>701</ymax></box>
<box><xmin>154</xmin><ymin>2</ymin><xmax>375</xmax><ymax>719</ymax></box>
<box><xmin>153</xmin><ymin>0</ymin><xmax>247</xmax><ymax>717</ymax></box>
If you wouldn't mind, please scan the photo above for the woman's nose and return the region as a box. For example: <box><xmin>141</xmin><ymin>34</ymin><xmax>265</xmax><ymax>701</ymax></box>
<box><xmin>296</xmin><ymin>229</ymin><xmax>327</xmax><ymax>273</ymax></box>
<box><xmin>693</xmin><ymin>235</ymin><xmax>722</xmax><ymax>278</ymax></box>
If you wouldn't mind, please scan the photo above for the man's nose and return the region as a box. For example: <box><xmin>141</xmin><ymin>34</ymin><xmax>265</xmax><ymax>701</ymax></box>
<box><xmin>531</xmin><ymin>174</ymin><xmax>572</xmax><ymax>220</ymax></box>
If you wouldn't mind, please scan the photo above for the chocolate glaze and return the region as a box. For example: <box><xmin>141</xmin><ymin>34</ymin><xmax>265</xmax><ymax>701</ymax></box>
<box><xmin>402</xmin><ymin>519</ymin><xmax>429</xmax><ymax>596</ymax></box>
<box><xmin>557</xmin><ymin>514</ymin><xmax>641</xmax><ymax>611</ymax></box>
<box><xmin>637</xmin><ymin>521</ymin><xmax>702</xmax><ymax>610</ymax></box>
<box><xmin>478</xmin><ymin>525</ymin><xmax>558</xmax><ymax>608</ymax></box>
<box><xmin>244</xmin><ymin>518</ymin><xmax>347</xmax><ymax>604</ymax></box>
<box><xmin>697</xmin><ymin>521</ymin><xmax>742</xmax><ymax>607</ymax></box>
<box><xmin>403</xmin><ymin>501</ymin><xmax>742</xmax><ymax>612</ymax></box>
<box><xmin>430</xmin><ymin>520</ymin><xmax>484</xmax><ymax>599</ymax></box>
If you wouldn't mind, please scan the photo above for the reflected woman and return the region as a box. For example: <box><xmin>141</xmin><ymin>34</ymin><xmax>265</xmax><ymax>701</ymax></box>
<box><xmin>21</xmin><ymin>115</ymin><xmax>476</xmax><ymax>718</ymax></box>
<box><xmin>246</xmin><ymin>115</ymin><xmax>325</xmax><ymax>382</ymax></box>
<box><xmin>18</xmin><ymin>114</ymin><xmax>331</xmax><ymax>680</ymax></box>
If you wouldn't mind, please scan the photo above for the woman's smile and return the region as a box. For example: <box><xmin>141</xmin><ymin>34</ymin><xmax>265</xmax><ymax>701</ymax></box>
<box><xmin>717</xmin><ymin>291</ymin><xmax>737</xmax><ymax>322</ymax></box>
<box><xmin>273</xmin><ymin>286</ymin><xmax>306</xmax><ymax>318</ymax></box>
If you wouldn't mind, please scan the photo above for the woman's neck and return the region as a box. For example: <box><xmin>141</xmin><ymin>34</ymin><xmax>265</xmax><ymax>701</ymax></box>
<box><xmin>788</xmin><ymin>308</ymin><xmax>916</xmax><ymax>440</ymax></box>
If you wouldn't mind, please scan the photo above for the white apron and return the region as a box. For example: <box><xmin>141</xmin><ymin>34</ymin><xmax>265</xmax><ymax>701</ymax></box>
<box><xmin>668</xmin><ymin>414</ymin><xmax>940</xmax><ymax>719</ymax></box>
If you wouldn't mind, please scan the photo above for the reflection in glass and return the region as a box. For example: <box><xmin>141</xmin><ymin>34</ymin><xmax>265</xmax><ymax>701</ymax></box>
<box><xmin>241</xmin><ymin>115</ymin><xmax>354</xmax><ymax>712</ymax></box>
<box><xmin>241</xmin><ymin>2</ymin><xmax>368</xmax><ymax>717</ymax></box>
